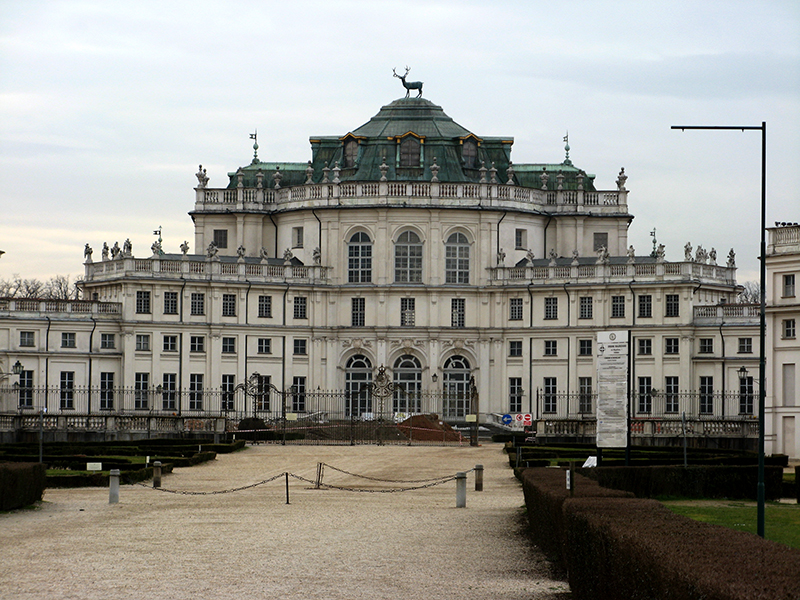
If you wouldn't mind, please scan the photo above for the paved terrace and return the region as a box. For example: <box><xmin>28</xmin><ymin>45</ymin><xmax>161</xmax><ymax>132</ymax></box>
<box><xmin>0</xmin><ymin>444</ymin><xmax>569</xmax><ymax>600</ymax></box>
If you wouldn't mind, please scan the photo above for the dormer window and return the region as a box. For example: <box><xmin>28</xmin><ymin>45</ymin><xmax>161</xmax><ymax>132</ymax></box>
<box><xmin>399</xmin><ymin>137</ymin><xmax>421</xmax><ymax>167</ymax></box>
<box><xmin>344</xmin><ymin>139</ymin><xmax>358</xmax><ymax>168</ymax></box>
<box><xmin>462</xmin><ymin>140</ymin><xmax>477</xmax><ymax>169</ymax></box>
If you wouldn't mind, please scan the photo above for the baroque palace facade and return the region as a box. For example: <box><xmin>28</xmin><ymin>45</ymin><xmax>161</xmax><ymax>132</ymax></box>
<box><xmin>3</xmin><ymin>95</ymin><xmax>792</xmax><ymax>454</ymax></box>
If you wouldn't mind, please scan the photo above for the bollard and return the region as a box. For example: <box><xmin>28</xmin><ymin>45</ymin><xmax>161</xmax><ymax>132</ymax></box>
<box><xmin>475</xmin><ymin>464</ymin><xmax>484</xmax><ymax>492</ymax></box>
<box><xmin>109</xmin><ymin>469</ymin><xmax>120</xmax><ymax>504</ymax></box>
<box><xmin>456</xmin><ymin>472</ymin><xmax>467</xmax><ymax>508</ymax></box>
<box><xmin>153</xmin><ymin>461</ymin><xmax>162</xmax><ymax>488</ymax></box>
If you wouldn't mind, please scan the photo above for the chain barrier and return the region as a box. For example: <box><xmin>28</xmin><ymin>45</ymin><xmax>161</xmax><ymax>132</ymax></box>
<box><xmin>135</xmin><ymin>472</ymin><xmax>286</xmax><ymax>495</ymax></box>
<box><xmin>320</xmin><ymin>462</ymin><xmax>474</xmax><ymax>484</ymax></box>
<box><xmin>289</xmin><ymin>472</ymin><xmax>460</xmax><ymax>493</ymax></box>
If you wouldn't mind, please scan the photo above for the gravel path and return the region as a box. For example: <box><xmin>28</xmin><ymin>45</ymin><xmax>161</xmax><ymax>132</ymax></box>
<box><xmin>1</xmin><ymin>443</ymin><xmax>570</xmax><ymax>599</ymax></box>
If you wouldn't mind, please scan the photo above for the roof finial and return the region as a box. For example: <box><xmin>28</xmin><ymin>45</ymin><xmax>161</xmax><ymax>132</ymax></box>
<box><xmin>563</xmin><ymin>131</ymin><xmax>572</xmax><ymax>166</ymax></box>
<box><xmin>250</xmin><ymin>130</ymin><xmax>259</xmax><ymax>164</ymax></box>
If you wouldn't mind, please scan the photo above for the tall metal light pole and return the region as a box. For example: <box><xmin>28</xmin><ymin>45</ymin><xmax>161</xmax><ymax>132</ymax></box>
<box><xmin>671</xmin><ymin>123</ymin><xmax>766</xmax><ymax>538</ymax></box>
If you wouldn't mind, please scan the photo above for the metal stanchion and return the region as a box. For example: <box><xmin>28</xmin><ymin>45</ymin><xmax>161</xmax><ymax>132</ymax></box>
<box><xmin>153</xmin><ymin>461</ymin><xmax>162</xmax><ymax>488</ymax></box>
<box><xmin>456</xmin><ymin>472</ymin><xmax>467</xmax><ymax>508</ymax></box>
<box><xmin>109</xmin><ymin>469</ymin><xmax>120</xmax><ymax>504</ymax></box>
<box><xmin>474</xmin><ymin>464</ymin><xmax>484</xmax><ymax>492</ymax></box>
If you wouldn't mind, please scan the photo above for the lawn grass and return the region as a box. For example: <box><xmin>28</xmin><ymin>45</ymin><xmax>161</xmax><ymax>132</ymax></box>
<box><xmin>663</xmin><ymin>500</ymin><xmax>800</xmax><ymax>550</ymax></box>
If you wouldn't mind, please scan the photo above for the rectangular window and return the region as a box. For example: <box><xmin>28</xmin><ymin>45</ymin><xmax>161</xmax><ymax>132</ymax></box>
<box><xmin>254</xmin><ymin>375</ymin><xmax>272</xmax><ymax>411</ymax></box>
<box><xmin>292</xmin><ymin>226</ymin><xmax>304</xmax><ymax>248</ymax></box>
<box><xmin>739</xmin><ymin>376</ymin><xmax>754</xmax><ymax>415</ymax></box>
<box><xmin>189</xmin><ymin>374</ymin><xmax>203</xmax><ymax>410</ymax></box>
<box><xmin>61</xmin><ymin>332</ymin><xmax>76</xmax><ymax>348</ymax></box>
<box><xmin>637</xmin><ymin>376</ymin><xmax>652</xmax><ymax>413</ymax></box>
<box><xmin>162</xmin><ymin>373</ymin><xmax>177</xmax><ymax>410</ymax></box>
<box><xmin>135</xmin><ymin>334</ymin><xmax>150</xmax><ymax>352</ymax></box>
<box><xmin>509</xmin><ymin>298</ymin><xmax>523</xmax><ymax>321</ymax></box>
<box><xmin>509</xmin><ymin>341</ymin><xmax>523</xmax><ymax>357</ymax></box>
<box><xmin>60</xmin><ymin>371</ymin><xmax>75</xmax><ymax>409</ymax></box>
<box><xmin>100</xmin><ymin>333</ymin><xmax>115</xmax><ymax>349</ymax></box>
<box><xmin>190</xmin><ymin>293</ymin><xmax>205</xmax><ymax>316</ymax></box>
<box><xmin>665</xmin><ymin>376</ymin><xmax>679</xmax><ymax>413</ymax></box>
<box><xmin>257</xmin><ymin>338</ymin><xmax>272</xmax><ymax>354</ymax></box>
<box><xmin>19</xmin><ymin>331</ymin><xmax>35</xmax><ymax>347</ymax></box>
<box><xmin>543</xmin><ymin>377</ymin><xmax>557</xmax><ymax>414</ymax></box>
<box><xmin>99</xmin><ymin>372</ymin><xmax>114</xmax><ymax>410</ymax></box>
<box><xmin>258</xmin><ymin>295</ymin><xmax>272</xmax><ymax>318</ymax></box>
<box><xmin>515</xmin><ymin>229</ymin><xmax>527</xmax><ymax>250</ymax></box>
<box><xmin>579</xmin><ymin>297</ymin><xmax>593</xmax><ymax>320</ymax></box>
<box><xmin>784</xmin><ymin>274</ymin><xmax>796</xmax><ymax>298</ymax></box>
<box><xmin>221</xmin><ymin>374</ymin><xmax>235</xmax><ymax>411</ymax></box>
<box><xmin>544</xmin><ymin>297</ymin><xmax>558</xmax><ymax>320</ymax></box>
<box><xmin>294</xmin><ymin>338</ymin><xmax>307</xmax><ymax>356</ymax></box>
<box><xmin>351</xmin><ymin>297</ymin><xmax>365</xmax><ymax>327</ymax></box>
<box><xmin>593</xmin><ymin>232</ymin><xmax>608</xmax><ymax>252</ymax></box>
<box><xmin>213</xmin><ymin>229</ymin><xmax>228</xmax><ymax>249</ymax></box>
<box><xmin>638</xmin><ymin>295</ymin><xmax>652</xmax><ymax>318</ymax></box>
<box><xmin>579</xmin><ymin>377</ymin><xmax>593</xmax><ymax>414</ymax></box>
<box><xmin>665</xmin><ymin>294</ymin><xmax>680</xmax><ymax>317</ymax></box>
<box><xmin>163</xmin><ymin>335</ymin><xmax>178</xmax><ymax>352</ymax></box>
<box><xmin>699</xmin><ymin>338</ymin><xmax>714</xmax><ymax>354</ymax></box>
<box><xmin>134</xmin><ymin>372</ymin><xmax>149</xmax><ymax>409</ymax></box>
<box><xmin>665</xmin><ymin>337</ymin><xmax>679</xmax><ymax>355</ymax></box>
<box><xmin>638</xmin><ymin>338</ymin><xmax>652</xmax><ymax>356</ymax></box>
<box><xmin>163</xmin><ymin>291</ymin><xmax>178</xmax><ymax>315</ymax></box>
<box><xmin>611</xmin><ymin>295</ymin><xmax>625</xmax><ymax>318</ymax></box>
<box><xmin>190</xmin><ymin>336</ymin><xmax>205</xmax><ymax>353</ymax></box>
<box><xmin>294</xmin><ymin>297</ymin><xmax>307</xmax><ymax>319</ymax></box>
<box><xmin>401</xmin><ymin>298</ymin><xmax>416</xmax><ymax>326</ymax></box>
<box><xmin>292</xmin><ymin>376</ymin><xmax>306</xmax><ymax>412</ymax></box>
<box><xmin>18</xmin><ymin>370</ymin><xmax>34</xmax><ymax>408</ymax></box>
<box><xmin>699</xmin><ymin>376</ymin><xmax>714</xmax><ymax>414</ymax></box>
<box><xmin>222</xmin><ymin>293</ymin><xmax>237</xmax><ymax>317</ymax></box>
<box><xmin>222</xmin><ymin>337</ymin><xmax>236</xmax><ymax>354</ymax></box>
<box><xmin>509</xmin><ymin>377</ymin><xmax>523</xmax><ymax>413</ymax></box>
<box><xmin>738</xmin><ymin>337</ymin><xmax>753</xmax><ymax>354</ymax></box>
<box><xmin>544</xmin><ymin>340</ymin><xmax>558</xmax><ymax>356</ymax></box>
<box><xmin>136</xmin><ymin>290</ymin><xmax>151</xmax><ymax>314</ymax></box>
<box><xmin>784</xmin><ymin>319</ymin><xmax>797</xmax><ymax>339</ymax></box>
<box><xmin>579</xmin><ymin>339</ymin><xmax>593</xmax><ymax>356</ymax></box>
<box><xmin>451</xmin><ymin>298</ymin><xmax>465</xmax><ymax>328</ymax></box>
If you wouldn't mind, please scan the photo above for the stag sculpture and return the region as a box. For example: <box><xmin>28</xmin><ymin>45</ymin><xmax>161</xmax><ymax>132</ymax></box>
<box><xmin>393</xmin><ymin>67</ymin><xmax>423</xmax><ymax>98</ymax></box>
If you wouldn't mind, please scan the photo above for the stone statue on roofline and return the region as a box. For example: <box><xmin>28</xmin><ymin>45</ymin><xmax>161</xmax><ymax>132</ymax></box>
<box><xmin>627</xmin><ymin>245</ymin><xmax>636</xmax><ymax>264</ymax></box>
<box><xmin>237</xmin><ymin>245</ymin><xmax>246</xmax><ymax>259</ymax></box>
<box><xmin>616</xmin><ymin>167</ymin><xmax>627</xmax><ymax>191</ymax></box>
<box><xmin>259</xmin><ymin>247</ymin><xmax>269</xmax><ymax>263</ymax></box>
<box><xmin>196</xmin><ymin>165</ymin><xmax>209</xmax><ymax>188</ymax></box>
<box><xmin>596</xmin><ymin>245</ymin><xmax>609</xmax><ymax>265</ymax></box>
<box><xmin>111</xmin><ymin>242</ymin><xmax>121</xmax><ymax>259</ymax></box>
<box><xmin>123</xmin><ymin>239</ymin><xmax>132</xmax><ymax>257</ymax></box>
<box><xmin>206</xmin><ymin>241</ymin><xmax>218</xmax><ymax>259</ymax></box>
<box><xmin>684</xmin><ymin>242</ymin><xmax>693</xmax><ymax>262</ymax></box>
<box><xmin>102</xmin><ymin>242</ymin><xmax>109</xmax><ymax>261</ymax></box>
<box><xmin>180</xmin><ymin>241</ymin><xmax>190</xmax><ymax>255</ymax></box>
<box><xmin>497</xmin><ymin>248</ymin><xmax>506</xmax><ymax>266</ymax></box>
<box><xmin>283</xmin><ymin>248</ymin><xmax>294</xmax><ymax>264</ymax></box>
<box><xmin>313</xmin><ymin>247</ymin><xmax>322</xmax><ymax>265</ymax></box>
<box><xmin>695</xmin><ymin>245</ymin><xmax>707</xmax><ymax>264</ymax></box>
<box><xmin>571</xmin><ymin>249</ymin><xmax>580</xmax><ymax>266</ymax></box>
<box><xmin>151</xmin><ymin>240</ymin><xmax>162</xmax><ymax>256</ymax></box>
<box><xmin>84</xmin><ymin>244</ymin><xmax>93</xmax><ymax>262</ymax></box>
<box><xmin>549</xmin><ymin>249</ymin><xmax>558</xmax><ymax>266</ymax></box>
<box><xmin>526</xmin><ymin>249</ymin><xmax>535</xmax><ymax>264</ymax></box>
<box><xmin>656</xmin><ymin>244</ymin><xmax>666</xmax><ymax>262</ymax></box>
<box><xmin>727</xmin><ymin>248</ymin><xmax>736</xmax><ymax>268</ymax></box>
<box><xmin>709</xmin><ymin>248</ymin><xmax>717</xmax><ymax>265</ymax></box>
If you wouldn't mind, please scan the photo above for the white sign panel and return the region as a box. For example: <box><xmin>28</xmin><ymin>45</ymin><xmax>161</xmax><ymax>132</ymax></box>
<box><xmin>596</xmin><ymin>330</ymin><xmax>629</xmax><ymax>448</ymax></box>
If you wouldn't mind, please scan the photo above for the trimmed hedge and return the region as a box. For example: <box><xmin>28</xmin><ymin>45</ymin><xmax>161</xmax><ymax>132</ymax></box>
<box><xmin>46</xmin><ymin>463</ymin><xmax>176</xmax><ymax>488</ymax></box>
<box><xmin>520</xmin><ymin>468</ymin><xmax>800</xmax><ymax>600</ymax></box>
<box><xmin>0</xmin><ymin>462</ymin><xmax>46</xmax><ymax>510</ymax></box>
<box><xmin>564</xmin><ymin>497</ymin><xmax>800</xmax><ymax>600</ymax></box>
<box><xmin>578</xmin><ymin>465</ymin><xmax>784</xmax><ymax>500</ymax></box>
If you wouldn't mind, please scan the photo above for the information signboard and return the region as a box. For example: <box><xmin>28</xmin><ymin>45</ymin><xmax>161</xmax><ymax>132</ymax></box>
<box><xmin>596</xmin><ymin>330</ymin><xmax>629</xmax><ymax>448</ymax></box>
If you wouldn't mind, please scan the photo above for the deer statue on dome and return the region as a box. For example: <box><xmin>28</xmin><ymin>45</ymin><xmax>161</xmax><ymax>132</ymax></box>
<box><xmin>393</xmin><ymin>67</ymin><xmax>423</xmax><ymax>98</ymax></box>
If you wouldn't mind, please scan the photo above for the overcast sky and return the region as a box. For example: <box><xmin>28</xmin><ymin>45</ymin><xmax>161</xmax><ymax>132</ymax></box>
<box><xmin>1</xmin><ymin>0</ymin><xmax>798</xmax><ymax>286</ymax></box>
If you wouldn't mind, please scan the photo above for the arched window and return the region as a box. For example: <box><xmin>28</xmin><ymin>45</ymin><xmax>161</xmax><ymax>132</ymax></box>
<box><xmin>348</xmin><ymin>232</ymin><xmax>372</xmax><ymax>283</ymax></box>
<box><xmin>442</xmin><ymin>355</ymin><xmax>471</xmax><ymax>418</ymax></box>
<box><xmin>462</xmin><ymin>140</ymin><xmax>477</xmax><ymax>169</ymax></box>
<box><xmin>393</xmin><ymin>355</ymin><xmax>422</xmax><ymax>413</ymax></box>
<box><xmin>445</xmin><ymin>232</ymin><xmax>470</xmax><ymax>284</ymax></box>
<box><xmin>399</xmin><ymin>137</ymin><xmax>420</xmax><ymax>167</ymax></box>
<box><xmin>395</xmin><ymin>231</ymin><xmax>423</xmax><ymax>283</ymax></box>
<box><xmin>345</xmin><ymin>355</ymin><xmax>372</xmax><ymax>416</ymax></box>
<box><xmin>343</xmin><ymin>139</ymin><xmax>358</xmax><ymax>168</ymax></box>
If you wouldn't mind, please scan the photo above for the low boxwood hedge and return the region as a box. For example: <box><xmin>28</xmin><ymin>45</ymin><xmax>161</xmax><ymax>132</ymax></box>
<box><xmin>0</xmin><ymin>462</ymin><xmax>46</xmax><ymax>510</ymax></box>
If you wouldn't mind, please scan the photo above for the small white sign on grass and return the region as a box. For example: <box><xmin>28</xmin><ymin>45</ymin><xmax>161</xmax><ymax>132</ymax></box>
<box><xmin>86</xmin><ymin>462</ymin><xmax>102</xmax><ymax>471</ymax></box>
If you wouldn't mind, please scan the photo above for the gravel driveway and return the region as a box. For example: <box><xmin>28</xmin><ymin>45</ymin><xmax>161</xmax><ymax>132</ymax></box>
<box><xmin>1</xmin><ymin>443</ymin><xmax>570</xmax><ymax>599</ymax></box>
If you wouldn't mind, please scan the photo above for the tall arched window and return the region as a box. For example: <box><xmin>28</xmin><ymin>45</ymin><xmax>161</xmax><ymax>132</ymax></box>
<box><xmin>399</xmin><ymin>137</ymin><xmax>420</xmax><ymax>167</ymax></box>
<box><xmin>343</xmin><ymin>139</ymin><xmax>359</xmax><ymax>168</ymax></box>
<box><xmin>393</xmin><ymin>355</ymin><xmax>422</xmax><ymax>413</ymax></box>
<box><xmin>442</xmin><ymin>355</ymin><xmax>471</xmax><ymax>418</ymax></box>
<box><xmin>348</xmin><ymin>232</ymin><xmax>372</xmax><ymax>283</ymax></box>
<box><xmin>345</xmin><ymin>355</ymin><xmax>372</xmax><ymax>416</ymax></box>
<box><xmin>462</xmin><ymin>140</ymin><xmax>477</xmax><ymax>169</ymax></box>
<box><xmin>395</xmin><ymin>231</ymin><xmax>423</xmax><ymax>283</ymax></box>
<box><xmin>445</xmin><ymin>232</ymin><xmax>470</xmax><ymax>284</ymax></box>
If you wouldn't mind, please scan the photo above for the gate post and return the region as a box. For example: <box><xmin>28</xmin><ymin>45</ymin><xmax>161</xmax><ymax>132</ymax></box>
<box><xmin>109</xmin><ymin>469</ymin><xmax>120</xmax><ymax>504</ymax></box>
<box><xmin>153</xmin><ymin>461</ymin><xmax>162</xmax><ymax>488</ymax></box>
<box><xmin>456</xmin><ymin>472</ymin><xmax>467</xmax><ymax>508</ymax></box>
<box><xmin>474</xmin><ymin>464</ymin><xmax>484</xmax><ymax>491</ymax></box>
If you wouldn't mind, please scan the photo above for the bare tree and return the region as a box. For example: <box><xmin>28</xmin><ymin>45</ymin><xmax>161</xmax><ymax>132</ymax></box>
<box><xmin>737</xmin><ymin>280</ymin><xmax>761</xmax><ymax>304</ymax></box>
<box><xmin>0</xmin><ymin>274</ymin><xmax>82</xmax><ymax>300</ymax></box>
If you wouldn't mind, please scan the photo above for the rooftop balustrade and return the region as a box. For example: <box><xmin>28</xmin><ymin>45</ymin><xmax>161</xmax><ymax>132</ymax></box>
<box><xmin>0</xmin><ymin>298</ymin><xmax>121</xmax><ymax>315</ymax></box>
<box><xmin>693</xmin><ymin>303</ymin><xmax>760</xmax><ymax>324</ymax></box>
<box><xmin>194</xmin><ymin>180</ymin><xmax>628</xmax><ymax>215</ymax></box>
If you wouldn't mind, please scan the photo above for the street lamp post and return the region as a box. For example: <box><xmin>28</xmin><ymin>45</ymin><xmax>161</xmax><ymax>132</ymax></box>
<box><xmin>672</xmin><ymin>123</ymin><xmax>767</xmax><ymax>538</ymax></box>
